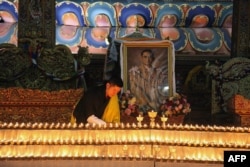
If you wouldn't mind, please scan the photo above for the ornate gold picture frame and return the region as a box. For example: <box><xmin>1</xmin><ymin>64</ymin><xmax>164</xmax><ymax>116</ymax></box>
<box><xmin>121</xmin><ymin>40</ymin><xmax>175</xmax><ymax>112</ymax></box>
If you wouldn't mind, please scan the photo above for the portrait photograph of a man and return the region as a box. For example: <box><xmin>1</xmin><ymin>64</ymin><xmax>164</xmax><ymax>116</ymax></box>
<box><xmin>121</xmin><ymin>41</ymin><xmax>175</xmax><ymax>112</ymax></box>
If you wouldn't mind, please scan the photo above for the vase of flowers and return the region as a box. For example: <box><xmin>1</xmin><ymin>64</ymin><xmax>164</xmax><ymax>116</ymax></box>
<box><xmin>160</xmin><ymin>93</ymin><xmax>191</xmax><ymax>124</ymax></box>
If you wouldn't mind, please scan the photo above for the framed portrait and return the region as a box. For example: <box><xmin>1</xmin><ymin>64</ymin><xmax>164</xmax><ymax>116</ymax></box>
<box><xmin>121</xmin><ymin>40</ymin><xmax>175</xmax><ymax>112</ymax></box>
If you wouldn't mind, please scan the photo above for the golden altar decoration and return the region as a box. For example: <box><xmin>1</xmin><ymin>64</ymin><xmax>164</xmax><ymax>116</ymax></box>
<box><xmin>121</xmin><ymin>114</ymin><xmax>185</xmax><ymax>126</ymax></box>
<box><xmin>0</xmin><ymin>87</ymin><xmax>249</xmax><ymax>165</ymax></box>
<box><xmin>0</xmin><ymin>87</ymin><xmax>83</xmax><ymax>123</ymax></box>
<box><xmin>0</xmin><ymin>122</ymin><xmax>249</xmax><ymax>163</ymax></box>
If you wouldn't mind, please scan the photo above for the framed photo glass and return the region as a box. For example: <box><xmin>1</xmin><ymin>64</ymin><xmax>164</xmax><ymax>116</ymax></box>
<box><xmin>120</xmin><ymin>40</ymin><xmax>175</xmax><ymax>112</ymax></box>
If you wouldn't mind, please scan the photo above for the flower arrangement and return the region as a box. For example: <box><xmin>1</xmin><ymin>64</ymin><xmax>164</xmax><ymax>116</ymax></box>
<box><xmin>119</xmin><ymin>90</ymin><xmax>139</xmax><ymax>117</ymax></box>
<box><xmin>160</xmin><ymin>93</ymin><xmax>191</xmax><ymax>117</ymax></box>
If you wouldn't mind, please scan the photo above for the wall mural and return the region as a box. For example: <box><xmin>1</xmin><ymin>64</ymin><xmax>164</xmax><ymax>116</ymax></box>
<box><xmin>0</xmin><ymin>0</ymin><xmax>18</xmax><ymax>46</ymax></box>
<box><xmin>0</xmin><ymin>0</ymin><xmax>232</xmax><ymax>55</ymax></box>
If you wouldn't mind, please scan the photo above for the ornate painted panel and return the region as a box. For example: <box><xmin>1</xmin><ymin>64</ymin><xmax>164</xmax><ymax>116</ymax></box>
<box><xmin>18</xmin><ymin>0</ymin><xmax>55</xmax><ymax>48</ymax></box>
<box><xmin>231</xmin><ymin>0</ymin><xmax>250</xmax><ymax>57</ymax></box>
<box><xmin>54</xmin><ymin>0</ymin><xmax>233</xmax><ymax>55</ymax></box>
<box><xmin>0</xmin><ymin>0</ymin><xmax>18</xmax><ymax>46</ymax></box>
<box><xmin>0</xmin><ymin>0</ymin><xmax>233</xmax><ymax>55</ymax></box>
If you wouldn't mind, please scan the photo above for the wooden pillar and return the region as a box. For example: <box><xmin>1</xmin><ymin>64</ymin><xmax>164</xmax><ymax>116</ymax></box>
<box><xmin>18</xmin><ymin>0</ymin><xmax>55</xmax><ymax>48</ymax></box>
<box><xmin>231</xmin><ymin>0</ymin><xmax>250</xmax><ymax>57</ymax></box>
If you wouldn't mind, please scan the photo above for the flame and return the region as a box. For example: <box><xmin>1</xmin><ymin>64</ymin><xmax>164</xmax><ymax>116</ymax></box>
<box><xmin>0</xmin><ymin>122</ymin><xmax>249</xmax><ymax>161</ymax></box>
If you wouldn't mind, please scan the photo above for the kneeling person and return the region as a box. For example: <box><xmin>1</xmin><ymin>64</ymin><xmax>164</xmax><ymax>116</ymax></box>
<box><xmin>73</xmin><ymin>76</ymin><xmax>123</xmax><ymax>125</ymax></box>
